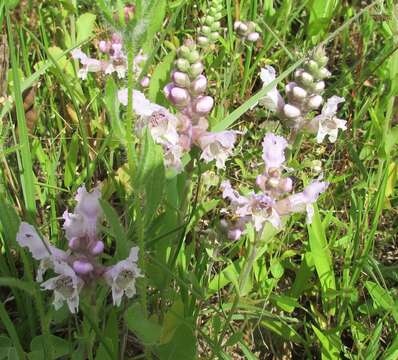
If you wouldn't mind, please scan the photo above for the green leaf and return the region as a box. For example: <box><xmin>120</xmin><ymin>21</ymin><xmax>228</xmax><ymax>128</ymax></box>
<box><xmin>30</xmin><ymin>335</ymin><xmax>71</xmax><ymax>359</ymax></box>
<box><xmin>64</xmin><ymin>133</ymin><xmax>79</xmax><ymax>187</ymax></box>
<box><xmin>76</xmin><ymin>13</ymin><xmax>96</xmax><ymax>43</ymax></box>
<box><xmin>104</xmin><ymin>78</ymin><xmax>125</xmax><ymax>143</ymax></box>
<box><xmin>142</xmin><ymin>0</ymin><xmax>167</xmax><ymax>53</ymax></box>
<box><xmin>148</xmin><ymin>50</ymin><xmax>176</xmax><ymax>104</ymax></box>
<box><xmin>125</xmin><ymin>303</ymin><xmax>162</xmax><ymax>345</ymax></box>
<box><xmin>0</xmin><ymin>336</ymin><xmax>12</xmax><ymax>360</ymax></box>
<box><xmin>156</xmin><ymin>324</ymin><xmax>196</xmax><ymax>360</ymax></box>
<box><xmin>136</xmin><ymin>128</ymin><xmax>166</xmax><ymax>225</ymax></box>
<box><xmin>261</xmin><ymin>318</ymin><xmax>303</xmax><ymax>344</ymax></box>
<box><xmin>383</xmin><ymin>333</ymin><xmax>398</xmax><ymax>360</ymax></box>
<box><xmin>365</xmin><ymin>281</ymin><xmax>398</xmax><ymax>323</ymax></box>
<box><xmin>312</xmin><ymin>325</ymin><xmax>341</xmax><ymax>360</ymax></box>
<box><xmin>100</xmin><ymin>199</ymin><xmax>129</xmax><ymax>260</ymax></box>
<box><xmin>308</xmin><ymin>206</ymin><xmax>336</xmax><ymax>315</ymax></box>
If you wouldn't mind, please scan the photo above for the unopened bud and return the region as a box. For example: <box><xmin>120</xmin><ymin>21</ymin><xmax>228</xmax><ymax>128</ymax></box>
<box><xmin>99</xmin><ymin>40</ymin><xmax>109</xmax><ymax>53</ymax></box>
<box><xmin>283</xmin><ymin>104</ymin><xmax>301</xmax><ymax>118</ymax></box>
<box><xmin>191</xmin><ymin>75</ymin><xmax>208</xmax><ymax>95</ymax></box>
<box><xmin>187</xmin><ymin>50</ymin><xmax>200</xmax><ymax>64</ymax></box>
<box><xmin>201</xmin><ymin>25</ymin><xmax>211</xmax><ymax>35</ymax></box>
<box><xmin>73</xmin><ymin>260</ymin><xmax>94</xmax><ymax>275</ymax></box>
<box><xmin>317</xmin><ymin>68</ymin><xmax>331</xmax><ymax>79</ymax></box>
<box><xmin>170</xmin><ymin>87</ymin><xmax>190</xmax><ymax>106</ymax></box>
<box><xmin>300</xmin><ymin>72</ymin><xmax>314</xmax><ymax>86</ymax></box>
<box><xmin>279</xmin><ymin>178</ymin><xmax>293</xmax><ymax>193</ymax></box>
<box><xmin>194</xmin><ymin>96</ymin><xmax>214</xmax><ymax>115</ymax></box>
<box><xmin>267</xmin><ymin>177</ymin><xmax>279</xmax><ymax>188</ymax></box>
<box><xmin>68</xmin><ymin>237</ymin><xmax>80</xmax><ymax>250</ymax></box>
<box><xmin>205</xmin><ymin>15</ymin><xmax>215</xmax><ymax>25</ymax></box>
<box><xmin>189</xmin><ymin>62</ymin><xmax>204</xmax><ymax>78</ymax></box>
<box><xmin>91</xmin><ymin>241</ymin><xmax>105</xmax><ymax>255</ymax></box>
<box><xmin>184</xmin><ymin>38</ymin><xmax>196</xmax><ymax>49</ymax></box>
<box><xmin>314</xmin><ymin>81</ymin><xmax>325</xmax><ymax>93</ymax></box>
<box><xmin>198</xmin><ymin>36</ymin><xmax>210</xmax><ymax>47</ymax></box>
<box><xmin>305</xmin><ymin>60</ymin><xmax>319</xmax><ymax>74</ymax></box>
<box><xmin>172</xmin><ymin>71</ymin><xmax>191</xmax><ymax>87</ymax></box>
<box><xmin>308</xmin><ymin>95</ymin><xmax>323</xmax><ymax>109</ymax></box>
<box><xmin>247</xmin><ymin>32</ymin><xmax>260</xmax><ymax>42</ymax></box>
<box><xmin>140</xmin><ymin>76</ymin><xmax>150</xmax><ymax>88</ymax></box>
<box><xmin>292</xmin><ymin>86</ymin><xmax>307</xmax><ymax>99</ymax></box>
<box><xmin>176</xmin><ymin>58</ymin><xmax>190</xmax><ymax>72</ymax></box>
<box><xmin>178</xmin><ymin>45</ymin><xmax>191</xmax><ymax>59</ymax></box>
<box><xmin>209</xmin><ymin>32</ymin><xmax>220</xmax><ymax>41</ymax></box>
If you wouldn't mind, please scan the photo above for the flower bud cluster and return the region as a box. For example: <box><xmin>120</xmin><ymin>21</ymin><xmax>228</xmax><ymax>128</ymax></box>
<box><xmin>118</xmin><ymin>38</ymin><xmax>239</xmax><ymax>171</ymax></box>
<box><xmin>197</xmin><ymin>0</ymin><xmax>223</xmax><ymax>47</ymax></box>
<box><xmin>221</xmin><ymin>132</ymin><xmax>329</xmax><ymax>240</ymax></box>
<box><xmin>16</xmin><ymin>186</ymin><xmax>142</xmax><ymax>313</ymax></box>
<box><xmin>258</xmin><ymin>48</ymin><xmax>347</xmax><ymax>143</ymax></box>
<box><xmin>72</xmin><ymin>32</ymin><xmax>149</xmax><ymax>86</ymax></box>
<box><xmin>234</xmin><ymin>21</ymin><xmax>261</xmax><ymax>42</ymax></box>
<box><xmin>281</xmin><ymin>47</ymin><xmax>331</xmax><ymax>128</ymax></box>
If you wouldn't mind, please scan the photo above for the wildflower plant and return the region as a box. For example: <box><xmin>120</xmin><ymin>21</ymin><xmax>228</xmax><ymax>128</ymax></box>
<box><xmin>2</xmin><ymin>1</ymin><xmax>397</xmax><ymax>360</ymax></box>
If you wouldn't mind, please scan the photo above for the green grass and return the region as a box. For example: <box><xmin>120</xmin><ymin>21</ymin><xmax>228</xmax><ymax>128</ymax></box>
<box><xmin>1</xmin><ymin>0</ymin><xmax>398</xmax><ymax>359</ymax></box>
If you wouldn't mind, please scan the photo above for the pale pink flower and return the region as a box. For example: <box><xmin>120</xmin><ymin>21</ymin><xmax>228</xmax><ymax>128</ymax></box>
<box><xmin>262</xmin><ymin>133</ymin><xmax>288</xmax><ymax>170</ymax></box>
<box><xmin>104</xmin><ymin>247</ymin><xmax>143</xmax><ymax>306</ymax></box>
<box><xmin>312</xmin><ymin>96</ymin><xmax>346</xmax><ymax>143</ymax></box>
<box><xmin>41</xmin><ymin>260</ymin><xmax>83</xmax><ymax>313</ymax></box>
<box><xmin>16</xmin><ymin>222</ymin><xmax>68</xmax><ymax>282</ymax></box>
<box><xmin>197</xmin><ymin>131</ymin><xmax>238</xmax><ymax>169</ymax></box>
<box><xmin>275</xmin><ymin>180</ymin><xmax>329</xmax><ymax>223</ymax></box>
<box><xmin>71</xmin><ymin>49</ymin><xmax>102</xmax><ymax>79</ymax></box>
<box><xmin>258</xmin><ymin>66</ymin><xmax>285</xmax><ymax>112</ymax></box>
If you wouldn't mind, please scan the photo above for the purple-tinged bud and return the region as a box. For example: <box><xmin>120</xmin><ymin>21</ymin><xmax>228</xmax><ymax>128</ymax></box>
<box><xmin>247</xmin><ymin>32</ymin><xmax>260</xmax><ymax>42</ymax></box>
<box><xmin>234</xmin><ymin>21</ymin><xmax>243</xmax><ymax>30</ymax></box>
<box><xmin>90</xmin><ymin>241</ymin><xmax>104</xmax><ymax>255</ymax></box>
<box><xmin>228</xmin><ymin>228</ymin><xmax>243</xmax><ymax>241</ymax></box>
<box><xmin>170</xmin><ymin>86</ymin><xmax>190</xmax><ymax>106</ymax></box>
<box><xmin>172</xmin><ymin>71</ymin><xmax>191</xmax><ymax>87</ymax></box>
<box><xmin>314</xmin><ymin>81</ymin><xmax>325</xmax><ymax>93</ymax></box>
<box><xmin>268</xmin><ymin>167</ymin><xmax>281</xmax><ymax>178</ymax></box>
<box><xmin>308</xmin><ymin>95</ymin><xmax>323</xmax><ymax>109</ymax></box>
<box><xmin>285</xmin><ymin>82</ymin><xmax>297</xmax><ymax>94</ymax></box>
<box><xmin>283</xmin><ymin>104</ymin><xmax>301</xmax><ymax>118</ymax></box>
<box><xmin>99</xmin><ymin>41</ymin><xmax>109</xmax><ymax>53</ymax></box>
<box><xmin>163</xmin><ymin>83</ymin><xmax>173</xmax><ymax>99</ymax></box>
<box><xmin>176</xmin><ymin>58</ymin><xmax>190</xmax><ymax>73</ymax></box>
<box><xmin>292</xmin><ymin>86</ymin><xmax>307</xmax><ymax>99</ymax></box>
<box><xmin>140</xmin><ymin>76</ymin><xmax>150</xmax><ymax>88</ymax></box>
<box><xmin>73</xmin><ymin>260</ymin><xmax>94</xmax><ymax>275</ymax></box>
<box><xmin>191</xmin><ymin>75</ymin><xmax>207</xmax><ymax>95</ymax></box>
<box><xmin>112</xmin><ymin>33</ymin><xmax>123</xmax><ymax>44</ymax></box>
<box><xmin>68</xmin><ymin>237</ymin><xmax>80</xmax><ymax>250</ymax></box>
<box><xmin>294</xmin><ymin>69</ymin><xmax>304</xmax><ymax>79</ymax></box>
<box><xmin>184</xmin><ymin>38</ymin><xmax>196</xmax><ymax>49</ymax></box>
<box><xmin>189</xmin><ymin>62</ymin><xmax>204</xmax><ymax>78</ymax></box>
<box><xmin>194</xmin><ymin>96</ymin><xmax>214</xmax><ymax>115</ymax></box>
<box><xmin>124</xmin><ymin>4</ymin><xmax>135</xmax><ymax>22</ymax></box>
<box><xmin>279</xmin><ymin>178</ymin><xmax>293</xmax><ymax>193</ymax></box>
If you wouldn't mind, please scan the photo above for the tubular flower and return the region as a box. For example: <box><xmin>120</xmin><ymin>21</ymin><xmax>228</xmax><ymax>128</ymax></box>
<box><xmin>258</xmin><ymin>66</ymin><xmax>285</xmax><ymax>112</ymax></box>
<box><xmin>308</xmin><ymin>96</ymin><xmax>346</xmax><ymax>143</ymax></box>
<box><xmin>41</xmin><ymin>260</ymin><xmax>84</xmax><ymax>313</ymax></box>
<box><xmin>16</xmin><ymin>186</ymin><xmax>143</xmax><ymax>313</ymax></box>
<box><xmin>104</xmin><ymin>247</ymin><xmax>143</xmax><ymax>306</ymax></box>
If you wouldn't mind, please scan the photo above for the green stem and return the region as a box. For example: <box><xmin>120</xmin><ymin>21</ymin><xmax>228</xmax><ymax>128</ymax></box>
<box><xmin>216</xmin><ymin>234</ymin><xmax>261</xmax><ymax>351</ymax></box>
